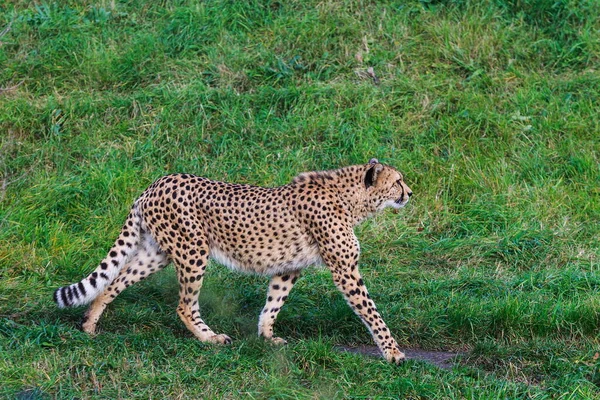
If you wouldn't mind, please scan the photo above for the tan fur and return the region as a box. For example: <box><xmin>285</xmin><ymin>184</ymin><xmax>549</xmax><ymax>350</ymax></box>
<box><xmin>54</xmin><ymin>160</ymin><xmax>412</xmax><ymax>363</ymax></box>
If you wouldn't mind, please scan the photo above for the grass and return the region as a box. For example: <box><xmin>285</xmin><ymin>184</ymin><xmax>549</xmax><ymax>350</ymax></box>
<box><xmin>1</xmin><ymin>0</ymin><xmax>599</xmax><ymax>398</ymax></box>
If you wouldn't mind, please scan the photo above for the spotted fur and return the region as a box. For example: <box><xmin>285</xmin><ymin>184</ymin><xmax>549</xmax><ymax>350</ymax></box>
<box><xmin>54</xmin><ymin>159</ymin><xmax>413</xmax><ymax>363</ymax></box>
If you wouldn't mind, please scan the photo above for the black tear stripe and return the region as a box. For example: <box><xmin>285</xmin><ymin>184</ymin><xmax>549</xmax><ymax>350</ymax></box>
<box><xmin>60</xmin><ymin>288</ymin><xmax>69</xmax><ymax>306</ymax></box>
<box><xmin>78</xmin><ymin>282</ymin><xmax>86</xmax><ymax>296</ymax></box>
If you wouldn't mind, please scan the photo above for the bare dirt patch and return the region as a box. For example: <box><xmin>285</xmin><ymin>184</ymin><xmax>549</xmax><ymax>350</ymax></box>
<box><xmin>335</xmin><ymin>345</ymin><xmax>460</xmax><ymax>369</ymax></box>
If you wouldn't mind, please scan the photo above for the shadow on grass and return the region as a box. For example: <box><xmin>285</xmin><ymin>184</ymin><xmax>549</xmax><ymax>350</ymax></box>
<box><xmin>335</xmin><ymin>344</ymin><xmax>460</xmax><ymax>370</ymax></box>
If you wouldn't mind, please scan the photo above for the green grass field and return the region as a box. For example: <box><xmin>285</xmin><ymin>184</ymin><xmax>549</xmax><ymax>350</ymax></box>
<box><xmin>1</xmin><ymin>0</ymin><xmax>599</xmax><ymax>398</ymax></box>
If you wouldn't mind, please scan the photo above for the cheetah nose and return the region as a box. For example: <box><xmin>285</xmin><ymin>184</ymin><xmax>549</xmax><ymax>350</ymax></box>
<box><xmin>408</xmin><ymin>192</ymin><xmax>413</xmax><ymax>197</ymax></box>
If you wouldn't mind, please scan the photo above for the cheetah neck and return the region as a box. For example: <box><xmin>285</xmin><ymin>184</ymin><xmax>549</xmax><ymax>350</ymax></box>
<box><xmin>293</xmin><ymin>165</ymin><xmax>377</xmax><ymax>225</ymax></box>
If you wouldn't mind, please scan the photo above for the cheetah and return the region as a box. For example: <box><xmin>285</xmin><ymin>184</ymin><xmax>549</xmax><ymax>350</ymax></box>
<box><xmin>54</xmin><ymin>159</ymin><xmax>413</xmax><ymax>363</ymax></box>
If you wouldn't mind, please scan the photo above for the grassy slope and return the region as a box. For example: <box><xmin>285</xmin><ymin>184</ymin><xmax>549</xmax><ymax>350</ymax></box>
<box><xmin>1</xmin><ymin>0</ymin><xmax>599</xmax><ymax>398</ymax></box>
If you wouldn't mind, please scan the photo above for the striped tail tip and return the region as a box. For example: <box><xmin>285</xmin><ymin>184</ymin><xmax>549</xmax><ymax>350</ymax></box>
<box><xmin>53</xmin><ymin>288</ymin><xmax>63</xmax><ymax>308</ymax></box>
<box><xmin>54</xmin><ymin>281</ymin><xmax>90</xmax><ymax>308</ymax></box>
<box><xmin>54</xmin><ymin>286</ymin><xmax>69</xmax><ymax>308</ymax></box>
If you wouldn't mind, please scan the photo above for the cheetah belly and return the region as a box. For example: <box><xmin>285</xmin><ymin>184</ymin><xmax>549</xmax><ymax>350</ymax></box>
<box><xmin>209</xmin><ymin>242</ymin><xmax>324</xmax><ymax>276</ymax></box>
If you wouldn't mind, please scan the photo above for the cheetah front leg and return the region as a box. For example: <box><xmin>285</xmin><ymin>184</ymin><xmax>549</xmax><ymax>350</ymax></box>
<box><xmin>258</xmin><ymin>271</ymin><xmax>301</xmax><ymax>344</ymax></box>
<box><xmin>330</xmin><ymin>266</ymin><xmax>405</xmax><ymax>363</ymax></box>
<box><xmin>317</xmin><ymin>230</ymin><xmax>405</xmax><ymax>364</ymax></box>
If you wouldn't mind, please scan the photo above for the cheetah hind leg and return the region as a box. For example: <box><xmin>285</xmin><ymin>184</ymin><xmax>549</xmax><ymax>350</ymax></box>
<box><xmin>258</xmin><ymin>271</ymin><xmax>301</xmax><ymax>345</ymax></box>
<box><xmin>173</xmin><ymin>248</ymin><xmax>232</xmax><ymax>345</ymax></box>
<box><xmin>81</xmin><ymin>231</ymin><xmax>169</xmax><ymax>334</ymax></box>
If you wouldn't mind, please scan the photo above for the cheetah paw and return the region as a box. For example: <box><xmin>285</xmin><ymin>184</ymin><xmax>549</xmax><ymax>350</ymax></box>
<box><xmin>80</xmin><ymin>318</ymin><xmax>97</xmax><ymax>335</ymax></box>
<box><xmin>385</xmin><ymin>347</ymin><xmax>406</xmax><ymax>364</ymax></box>
<box><xmin>266</xmin><ymin>336</ymin><xmax>287</xmax><ymax>345</ymax></box>
<box><xmin>209</xmin><ymin>333</ymin><xmax>232</xmax><ymax>345</ymax></box>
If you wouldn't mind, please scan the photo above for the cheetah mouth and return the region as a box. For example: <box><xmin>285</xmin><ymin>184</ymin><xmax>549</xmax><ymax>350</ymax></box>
<box><xmin>386</xmin><ymin>198</ymin><xmax>406</xmax><ymax>210</ymax></box>
<box><xmin>379</xmin><ymin>198</ymin><xmax>408</xmax><ymax>211</ymax></box>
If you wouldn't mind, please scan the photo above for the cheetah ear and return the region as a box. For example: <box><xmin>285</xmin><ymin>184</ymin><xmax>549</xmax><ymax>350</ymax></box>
<box><xmin>364</xmin><ymin>163</ymin><xmax>384</xmax><ymax>189</ymax></box>
<box><xmin>368</xmin><ymin>158</ymin><xmax>379</xmax><ymax>165</ymax></box>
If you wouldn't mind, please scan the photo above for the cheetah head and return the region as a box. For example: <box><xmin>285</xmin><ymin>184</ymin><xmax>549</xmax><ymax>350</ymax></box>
<box><xmin>364</xmin><ymin>158</ymin><xmax>413</xmax><ymax>211</ymax></box>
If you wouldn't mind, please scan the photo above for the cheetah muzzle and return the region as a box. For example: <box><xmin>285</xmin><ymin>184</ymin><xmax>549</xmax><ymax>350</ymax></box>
<box><xmin>54</xmin><ymin>159</ymin><xmax>413</xmax><ymax>364</ymax></box>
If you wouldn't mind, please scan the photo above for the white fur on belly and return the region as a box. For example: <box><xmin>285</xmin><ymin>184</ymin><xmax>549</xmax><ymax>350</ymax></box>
<box><xmin>209</xmin><ymin>247</ymin><xmax>245</xmax><ymax>271</ymax></box>
<box><xmin>209</xmin><ymin>246</ymin><xmax>324</xmax><ymax>276</ymax></box>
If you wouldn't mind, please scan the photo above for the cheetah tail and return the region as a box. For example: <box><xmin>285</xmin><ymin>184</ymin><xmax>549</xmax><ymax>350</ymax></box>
<box><xmin>53</xmin><ymin>207</ymin><xmax>142</xmax><ymax>308</ymax></box>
